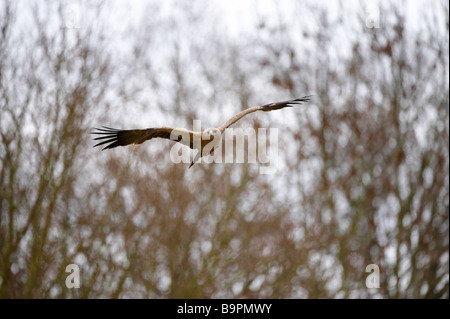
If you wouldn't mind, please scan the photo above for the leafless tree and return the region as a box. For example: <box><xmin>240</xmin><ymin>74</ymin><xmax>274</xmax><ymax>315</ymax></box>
<box><xmin>0</xmin><ymin>0</ymin><xmax>448</xmax><ymax>298</ymax></box>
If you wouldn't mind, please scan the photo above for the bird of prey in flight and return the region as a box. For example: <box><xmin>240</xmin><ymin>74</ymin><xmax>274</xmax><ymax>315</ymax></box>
<box><xmin>91</xmin><ymin>95</ymin><xmax>311</xmax><ymax>167</ymax></box>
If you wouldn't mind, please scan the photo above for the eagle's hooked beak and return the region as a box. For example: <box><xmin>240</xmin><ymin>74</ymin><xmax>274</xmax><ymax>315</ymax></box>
<box><xmin>189</xmin><ymin>150</ymin><xmax>202</xmax><ymax>168</ymax></box>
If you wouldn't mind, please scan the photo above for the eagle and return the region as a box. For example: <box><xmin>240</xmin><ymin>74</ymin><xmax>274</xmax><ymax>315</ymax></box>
<box><xmin>91</xmin><ymin>96</ymin><xmax>311</xmax><ymax>167</ymax></box>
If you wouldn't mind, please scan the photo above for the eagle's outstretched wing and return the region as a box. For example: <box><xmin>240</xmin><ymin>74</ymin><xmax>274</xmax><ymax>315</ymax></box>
<box><xmin>218</xmin><ymin>95</ymin><xmax>311</xmax><ymax>133</ymax></box>
<box><xmin>92</xmin><ymin>96</ymin><xmax>311</xmax><ymax>151</ymax></box>
<box><xmin>91</xmin><ymin>126</ymin><xmax>197</xmax><ymax>150</ymax></box>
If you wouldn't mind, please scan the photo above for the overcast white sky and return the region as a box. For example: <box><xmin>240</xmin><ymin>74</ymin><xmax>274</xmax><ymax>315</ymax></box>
<box><xmin>49</xmin><ymin>0</ymin><xmax>433</xmax><ymax>37</ymax></box>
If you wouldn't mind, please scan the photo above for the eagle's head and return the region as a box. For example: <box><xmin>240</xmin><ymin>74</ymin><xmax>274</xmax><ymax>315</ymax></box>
<box><xmin>204</xmin><ymin>128</ymin><xmax>221</xmax><ymax>140</ymax></box>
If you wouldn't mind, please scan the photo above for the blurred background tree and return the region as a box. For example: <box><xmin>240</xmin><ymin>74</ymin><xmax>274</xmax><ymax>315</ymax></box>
<box><xmin>0</xmin><ymin>0</ymin><xmax>448</xmax><ymax>298</ymax></box>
